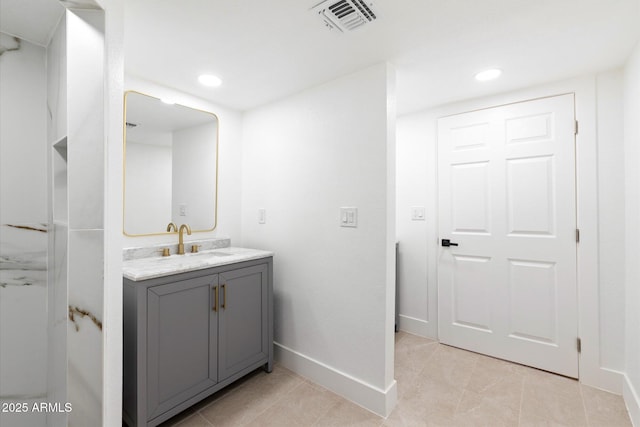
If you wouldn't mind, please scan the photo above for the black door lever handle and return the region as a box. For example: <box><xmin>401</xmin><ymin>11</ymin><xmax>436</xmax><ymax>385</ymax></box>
<box><xmin>441</xmin><ymin>239</ymin><xmax>459</xmax><ymax>247</ymax></box>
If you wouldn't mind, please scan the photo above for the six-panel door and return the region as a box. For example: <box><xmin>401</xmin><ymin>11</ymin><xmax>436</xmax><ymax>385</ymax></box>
<box><xmin>146</xmin><ymin>274</ymin><xmax>219</xmax><ymax>419</ymax></box>
<box><xmin>437</xmin><ymin>94</ymin><xmax>578</xmax><ymax>378</ymax></box>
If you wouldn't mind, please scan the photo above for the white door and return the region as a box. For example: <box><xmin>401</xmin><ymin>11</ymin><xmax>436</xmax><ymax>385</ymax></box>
<box><xmin>437</xmin><ymin>94</ymin><xmax>578</xmax><ymax>377</ymax></box>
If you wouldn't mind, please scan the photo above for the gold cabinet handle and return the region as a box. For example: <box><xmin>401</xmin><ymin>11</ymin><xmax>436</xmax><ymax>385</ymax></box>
<box><xmin>221</xmin><ymin>284</ymin><xmax>226</xmax><ymax>309</ymax></box>
<box><xmin>212</xmin><ymin>286</ymin><xmax>218</xmax><ymax>312</ymax></box>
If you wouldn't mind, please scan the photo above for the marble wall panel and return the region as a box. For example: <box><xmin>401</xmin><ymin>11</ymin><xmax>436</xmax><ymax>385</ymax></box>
<box><xmin>1</xmin><ymin>31</ymin><xmax>49</xmax><ymax>427</ymax></box>
<box><xmin>66</xmin><ymin>229</ymin><xmax>104</xmax><ymax>427</ymax></box>
<box><xmin>46</xmin><ymin>14</ymin><xmax>70</xmax><ymax>427</ymax></box>
<box><xmin>0</xmin><ymin>224</ymin><xmax>48</xmax><ymax>427</ymax></box>
<box><xmin>47</xmin><ymin>222</ymin><xmax>68</xmax><ymax>427</ymax></box>
<box><xmin>0</xmin><ymin>399</ymin><xmax>47</xmax><ymax>427</ymax></box>
<box><xmin>66</xmin><ymin>10</ymin><xmax>104</xmax><ymax>231</ymax></box>
<box><xmin>64</xmin><ymin>10</ymin><xmax>107</xmax><ymax>426</ymax></box>
<box><xmin>0</xmin><ymin>34</ymin><xmax>48</xmax><ymax>225</ymax></box>
<box><xmin>46</xmin><ymin>15</ymin><xmax>67</xmax><ymax>145</ymax></box>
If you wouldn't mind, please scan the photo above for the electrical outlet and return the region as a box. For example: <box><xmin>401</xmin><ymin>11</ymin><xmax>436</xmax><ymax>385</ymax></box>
<box><xmin>179</xmin><ymin>204</ymin><xmax>187</xmax><ymax>216</ymax></box>
<box><xmin>258</xmin><ymin>208</ymin><xmax>266</xmax><ymax>224</ymax></box>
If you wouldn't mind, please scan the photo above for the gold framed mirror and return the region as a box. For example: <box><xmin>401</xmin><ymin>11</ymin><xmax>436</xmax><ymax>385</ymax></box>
<box><xmin>123</xmin><ymin>90</ymin><xmax>219</xmax><ymax>236</ymax></box>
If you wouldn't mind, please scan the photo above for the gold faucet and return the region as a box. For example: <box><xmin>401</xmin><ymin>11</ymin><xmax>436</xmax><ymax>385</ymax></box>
<box><xmin>177</xmin><ymin>224</ymin><xmax>192</xmax><ymax>255</ymax></box>
<box><xmin>166</xmin><ymin>222</ymin><xmax>178</xmax><ymax>232</ymax></box>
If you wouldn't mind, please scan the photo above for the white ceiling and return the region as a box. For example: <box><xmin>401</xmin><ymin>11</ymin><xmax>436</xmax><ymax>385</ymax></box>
<box><xmin>125</xmin><ymin>0</ymin><xmax>639</xmax><ymax>114</ymax></box>
<box><xmin>0</xmin><ymin>0</ymin><xmax>63</xmax><ymax>46</ymax></box>
<box><xmin>2</xmin><ymin>0</ymin><xmax>638</xmax><ymax>114</ymax></box>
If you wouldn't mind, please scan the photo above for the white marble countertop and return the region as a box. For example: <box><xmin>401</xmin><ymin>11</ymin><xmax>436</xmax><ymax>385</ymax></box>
<box><xmin>123</xmin><ymin>247</ymin><xmax>274</xmax><ymax>281</ymax></box>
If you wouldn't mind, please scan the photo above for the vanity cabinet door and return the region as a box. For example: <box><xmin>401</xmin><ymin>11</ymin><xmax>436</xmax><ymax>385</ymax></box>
<box><xmin>218</xmin><ymin>264</ymin><xmax>269</xmax><ymax>381</ymax></box>
<box><xmin>146</xmin><ymin>274</ymin><xmax>219</xmax><ymax>420</ymax></box>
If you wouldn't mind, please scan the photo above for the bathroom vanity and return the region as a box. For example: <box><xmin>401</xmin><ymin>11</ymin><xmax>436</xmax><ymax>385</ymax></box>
<box><xmin>122</xmin><ymin>244</ymin><xmax>273</xmax><ymax>427</ymax></box>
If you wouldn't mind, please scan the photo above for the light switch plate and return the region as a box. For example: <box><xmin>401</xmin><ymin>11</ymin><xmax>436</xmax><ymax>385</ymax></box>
<box><xmin>258</xmin><ymin>208</ymin><xmax>266</xmax><ymax>224</ymax></box>
<box><xmin>179</xmin><ymin>204</ymin><xmax>187</xmax><ymax>216</ymax></box>
<box><xmin>340</xmin><ymin>207</ymin><xmax>358</xmax><ymax>228</ymax></box>
<box><xmin>411</xmin><ymin>206</ymin><xmax>425</xmax><ymax>221</ymax></box>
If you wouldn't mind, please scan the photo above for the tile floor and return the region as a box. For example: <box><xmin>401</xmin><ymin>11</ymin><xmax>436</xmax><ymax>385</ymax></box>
<box><xmin>158</xmin><ymin>332</ymin><xmax>632</xmax><ymax>427</ymax></box>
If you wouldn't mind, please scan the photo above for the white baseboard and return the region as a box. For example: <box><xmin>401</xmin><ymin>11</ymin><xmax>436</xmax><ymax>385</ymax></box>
<box><xmin>398</xmin><ymin>315</ymin><xmax>436</xmax><ymax>339</ymax></box>
<box><xmin>581</xmin><ymin>367</ymin><xmax>625</xmax><ymax>395</ymax></box>
<box><xmin>274</xmin><ymin>342</ymin><xmax>397</xmax><ymax>417</ymax></box>
<box><xmin>623</xmin><ymin>374</ymin><xmax>640</xmax><ymax>427</ymax></box>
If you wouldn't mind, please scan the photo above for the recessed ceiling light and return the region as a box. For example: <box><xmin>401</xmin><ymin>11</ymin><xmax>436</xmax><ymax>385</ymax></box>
<box><xmin>198</xmin><ymin>74</ymin><xmax>222</xmax><ymax>87</ymax></box>
<box><xmin>475</xmin><ymin>68</ymin><xmax>502</xmax><ymax>82</ymax></box>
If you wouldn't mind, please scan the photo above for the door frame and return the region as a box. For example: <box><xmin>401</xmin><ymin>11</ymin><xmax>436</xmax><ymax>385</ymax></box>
<box><xmin>435</xmin><ymin>93</ymin><xmax>579</xmax><ymax>377</ymax></box>
<box><xmin>419</xmin><ymin>76</ymin><xmax>621</xmax><ymax>393</ymax></box>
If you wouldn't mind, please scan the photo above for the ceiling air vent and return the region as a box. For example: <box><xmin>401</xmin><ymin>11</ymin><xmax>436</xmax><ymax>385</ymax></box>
<box><xmin>312</xmin><ymin>0</ymin><xmax>378</xmax><ymax>32</ymax></box>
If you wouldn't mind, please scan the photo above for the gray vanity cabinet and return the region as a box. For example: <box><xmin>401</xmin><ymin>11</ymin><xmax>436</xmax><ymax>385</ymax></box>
<box><xmin>123</xmin><ymin>258</ymin><xmax>273</xmax><ymax>427</ymax></box>
<box><xmin>218</xmin><ymin>264</ymin><xmax>269</xmax><ymax>381</ymax></box>
<box><xmin>146</xmin><ymin>274</ymin><xmax>218</xmax><ymax>420</ymax></box>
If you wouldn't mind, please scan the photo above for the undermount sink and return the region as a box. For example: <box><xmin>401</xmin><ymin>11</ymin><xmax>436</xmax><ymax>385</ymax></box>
<box><xmin>170</xmin><ymin>250</ymin><xmax>233</xmax><ymax>259</ymax></box>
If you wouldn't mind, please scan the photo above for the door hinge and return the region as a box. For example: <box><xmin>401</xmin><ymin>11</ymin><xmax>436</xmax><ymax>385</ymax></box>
<box><xmin>575</xmin><ymin>120</ymin><xmax>579</xmax><ymax>135</ymax></box>
<box><xmin>576</xmin><ymin>229</ymin><xmax>580</xmax><ymax>243</ymax></box>
<box><xmin>577</xmin><ymin>337</ymin><xmax>582</xmax><ymax>353</ymax></box>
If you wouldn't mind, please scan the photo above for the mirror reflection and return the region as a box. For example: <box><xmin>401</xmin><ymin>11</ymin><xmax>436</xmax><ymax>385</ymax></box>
<box><xmin>123</xmin><ymin>91</ymin><xmax>218</xmax><ymax>236</ymax></box>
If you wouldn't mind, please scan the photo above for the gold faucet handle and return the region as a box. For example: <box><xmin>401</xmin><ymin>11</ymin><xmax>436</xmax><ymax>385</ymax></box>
<box><xmin>191</xmin><ymin>244</ymin><xmax>201</xmax><ymax>253</ymax></box>
<box><xmin>161</xmin><ymin>248</ymin><xmax>171</xmax><ymax>257</ymax></box>
<box><xmin>166</xmin><ymin>222</ymin><xmax>178</xmax><ymax>232</ymax></box>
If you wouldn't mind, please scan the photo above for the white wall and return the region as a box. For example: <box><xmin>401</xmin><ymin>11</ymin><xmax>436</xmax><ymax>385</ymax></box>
<box><xmin>623</xmin><ymin>39</ymin><xmax>640</xmax><ymax>425</ymax></box>
<box><xmin>596</xmin><ymin>70</ymin><xmax>626</xmax><ymax>372</ymax></box>
<box><xmin>395</xmin><ymin>111</ymin><xmax>438</xmax><ymax>338</ymax></box>
<box><xmin>123</xmin><ymin>76</ymin><xmax>243</xmax><ymax>247</ymax></box>
<box><xmin>241</xmin><ymin>63</ymin><xmax>397</xmax><ymax>416</ymax></box>
<box><xmin>396</xmin><ymin>72</ymin><xmax>627</xmax><ymax>394</ymax></box>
